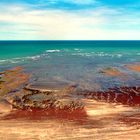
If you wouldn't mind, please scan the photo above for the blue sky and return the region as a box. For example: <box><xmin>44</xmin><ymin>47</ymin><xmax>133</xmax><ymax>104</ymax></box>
<box><xmin>0</xmin><ymin>0</ymin><xmax>140</xmax><ymax>40</ymax></box>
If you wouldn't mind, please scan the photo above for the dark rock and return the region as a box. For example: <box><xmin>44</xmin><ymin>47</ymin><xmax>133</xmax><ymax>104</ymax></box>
<box><xmin>54</xmin><ymin>98</ymin><xmax>84</xmax><ymax>110</ymax></box>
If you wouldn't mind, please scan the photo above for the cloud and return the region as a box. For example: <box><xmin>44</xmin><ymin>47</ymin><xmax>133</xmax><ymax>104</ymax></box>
<box><xmin>0</xmin><ymin>4</ymin><xmax>140</xmax><ymax>40</ymax></box>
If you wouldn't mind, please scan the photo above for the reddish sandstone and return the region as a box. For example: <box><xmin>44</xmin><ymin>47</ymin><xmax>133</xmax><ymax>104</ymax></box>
<box><xmin>125</xmin><ymin>64</ymin><xmax>140</xmax><ymax>72</ymax></box>
<box><xmin>99</xmin><ymin>67</ymin><xmax>123</xmax><ymax>76</ymax></box>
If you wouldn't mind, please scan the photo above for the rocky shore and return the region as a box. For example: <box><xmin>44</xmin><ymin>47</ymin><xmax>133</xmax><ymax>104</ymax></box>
<box><xmin>0</xmin><ymin>67</ymin><xmax>84</xmax><ymax>114</ymax></box>
<box><xmin>0</xmin><ymin>65</ymin><xmax>140</xmax><ymax>115</ymax></box>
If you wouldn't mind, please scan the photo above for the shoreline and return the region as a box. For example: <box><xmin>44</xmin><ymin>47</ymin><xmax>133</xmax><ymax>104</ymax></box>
<box><xmin>0</xmin><ymin>65</ymin><xmax>140</xmax><ymax>139</ymax></box>
<box><xmin>0</xmin><ymin>64</ymin><xmax>140</xmax><ymax>114</ymax></box>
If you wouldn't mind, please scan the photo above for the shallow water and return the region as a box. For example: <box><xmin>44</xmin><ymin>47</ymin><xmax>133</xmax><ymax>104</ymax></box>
<box><xmin>0</xmin><ymin>41</ymin><xmax>140</xmax><ymax>90</ymax></box>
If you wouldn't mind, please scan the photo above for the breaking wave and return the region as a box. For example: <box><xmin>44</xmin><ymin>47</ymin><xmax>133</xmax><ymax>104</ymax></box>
<box><xmin>0</xmin><ymin>48</ymin><xmax>139</xmax><ymax>65</ymax></box>
<box><xmin>0</xmin><ymin>55</ymin><xmax>42</xmax><ymax>64</ymax></box>
<box><xmin>46</xmin><ymin>50</ymin><xmax>61</xmax><ymax>53</ymax></box>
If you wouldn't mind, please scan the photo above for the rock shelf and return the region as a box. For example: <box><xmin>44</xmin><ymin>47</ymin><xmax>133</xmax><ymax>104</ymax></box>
<box><xmin>0</xmin><ymin>66</ymin><xmax>140</xmax><ymax>114</ymax></box>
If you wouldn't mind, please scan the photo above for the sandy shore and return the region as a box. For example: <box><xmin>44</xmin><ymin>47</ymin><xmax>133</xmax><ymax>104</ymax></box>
<box><xmin>0</xmin><ymin>100</ymin><xmax>140</xmax><ymax>140</ymax></box>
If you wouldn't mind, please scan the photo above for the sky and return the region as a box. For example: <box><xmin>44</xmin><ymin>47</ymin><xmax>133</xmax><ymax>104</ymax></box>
<box><xmin>0</xmin><ymin>0</ymin><xmax>140</xmax><ymax>40</ymax></box>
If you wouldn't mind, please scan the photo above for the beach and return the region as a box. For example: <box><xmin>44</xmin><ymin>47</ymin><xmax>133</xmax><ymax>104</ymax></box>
<box><xmin>0</xmin><ymin>41</ymin><xmax>140</xmax><ymax>139</ymax></box>
<box><xmin>1</xmin><ymin>99</ymin><xmax>140</xmax><ymax>140</ymax></box>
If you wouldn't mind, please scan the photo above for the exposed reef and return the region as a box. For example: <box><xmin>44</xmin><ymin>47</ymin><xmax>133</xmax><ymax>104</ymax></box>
<box><xmin>0</xmin><ymin>66</ymin><xmax>140</xmax><ymax>115</ymax></box>
<box><xmin>99</xmin><ymin>67</ymin><xmax>123</xmax><ymax>76</ymax></box>
<box><xmin>0</xmin><ymin>66</ymin><xmax>29</xmax><ymax>96</ymax></box>
<box><xmin>0</xmin><ymin>67</ymin><xmax>84</xmax><ymax>112</ymax></box>
<box><xmin>77</xmin><ymin>86</ymin><xmax>140</xmax><ymax>106</ymax></box>
<box><xmin>125</xmin><ymin>64</ymin><xmax>140</xmax><ymax>72</ymax></box>
<box><xmin>4</xmin><ymin>85</ymin><xmax>83</xmax><ymax>110</ymax></box>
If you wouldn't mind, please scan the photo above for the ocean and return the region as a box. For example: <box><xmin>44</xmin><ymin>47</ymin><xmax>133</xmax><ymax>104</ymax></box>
<box><xmin>0</xmin><ymin>41</ymin><xmax>140</xmax><ymax>90</ymax></box>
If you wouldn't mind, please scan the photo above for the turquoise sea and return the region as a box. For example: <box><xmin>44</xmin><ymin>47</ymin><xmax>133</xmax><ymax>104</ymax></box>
<box><xmin>0</xmin><ymin>41</ymin><xmax>140</xmax><ymax>90</ymax></box>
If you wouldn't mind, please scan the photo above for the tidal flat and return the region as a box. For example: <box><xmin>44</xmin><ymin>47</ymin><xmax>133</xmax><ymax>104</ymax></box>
<box><xmin>0</xmin><ymin>64</ymin><xmax>140</xmax><ymax>140</ymax></box>
<box><xmin>0</xmin><ymin>41</ymin><xmax>140</xmax><ymax>139</ymax></box>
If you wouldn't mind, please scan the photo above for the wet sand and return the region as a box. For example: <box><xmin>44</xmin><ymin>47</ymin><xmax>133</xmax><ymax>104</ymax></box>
<box><xmin>0</xmin><ymin>100</ymin><xmax>140</xmax><ymax>140</ymax></box>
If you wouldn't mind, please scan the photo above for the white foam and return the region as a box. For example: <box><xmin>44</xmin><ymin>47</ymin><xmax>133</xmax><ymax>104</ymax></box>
<box><xmin>71</xmin><ymin>52</ymin><xmax>125</xmax><ymax>58</ymax></box>
<box><xmin>46</xmin><ymin>50</ymin><xmax>60</xmax><ymax>53</ymax></box>
<box><xmin>0</xmin><ymin>54</ymin><xmax>42</xmax><ymax>64</ymax></box>
<box><xmin>74</xmin><ymin>48</ymin><xmax>79</xmax><ymax>51</ymax></box>
<box><xmin>26</xmin><ymin>55</ymin><xmax>41</xmax><ymax>61</ymax></box>
<box><xmin>0</xmin><ymin>60</ymin><xmax>7</xmax><ymax>62</ymax></box>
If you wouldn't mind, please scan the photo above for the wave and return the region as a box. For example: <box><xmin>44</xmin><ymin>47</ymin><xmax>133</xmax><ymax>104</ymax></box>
<box><xmin>71</xmin><ymin>52</ymin><xmax>123</xmax><ymax>58</ymax></box>
<box><xmin>0</xmin><ymin>49</ymin><xmax>139</xmax><ymax>65</ymax></box>
<box><xmin>0</xmin><ymin>55</ymin><xmax>42</xmax><ymax>65</ymax></box>
<box><xmin>24</xmin><ymin>55</ymin><xmax>41</xmax><ymax>61</ymax></box>
<box><xmin>71</xmin><ymin>51</ymin><xmax>140</xmax><ymax>58</ymax></box>
<box><xmin>46</xmin><ymin>50</ymin><xmax>61</xmax><ymax>53</ymax></box>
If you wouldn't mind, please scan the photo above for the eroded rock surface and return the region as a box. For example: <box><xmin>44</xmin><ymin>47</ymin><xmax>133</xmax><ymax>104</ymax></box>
<box><xmin>125</xmin><ymin>63</ymin><xmax>140</xmax><ymax>72</ymax></box>
<box><xmin>0</xmin><ymin>66</ymin><xmax>29</xmax><ymax>96</ymax></box>
<box><xmin>99</xmin><ymin>67</ymin><xmax>123</xmax><ymax>76</ymax></box>
<box><xmin>77</xmin><ymin>86</ymin><xmax>140</xmax><ymax>106</ymax></box>
<box><xmin>0</xmin><ymin>67</ymin><xmax>84</xmax><ymax>112</ymax></box>
<box><xmin>1</xmin><ymin>66</ymin><xmax>140</xmax><ymax>115</ymax></box>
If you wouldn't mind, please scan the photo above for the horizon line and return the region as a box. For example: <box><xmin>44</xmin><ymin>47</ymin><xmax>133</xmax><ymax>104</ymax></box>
<box><xmin>0</xmin><ymin>40</ymin><xmax>140</xmax><ymax>41</ymax></box>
